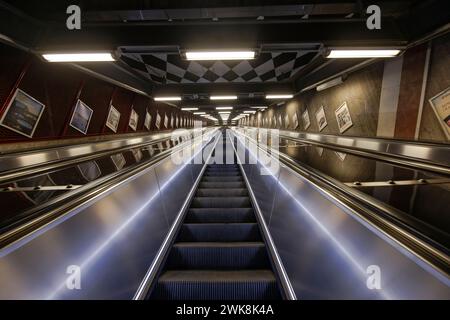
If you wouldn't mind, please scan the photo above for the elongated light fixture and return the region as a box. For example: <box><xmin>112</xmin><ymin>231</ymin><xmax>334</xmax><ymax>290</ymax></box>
<box><xmin>181</xmin><ymin>107</ymin><xmax>198</xmax><ymax>111</ymax></box>
<box><xmin>154</xmin><ymin>96</ymin><xmax>182</xmax><ymax>101</ymax></box>
<box><xmin>266</xmin><ymin>94</ymin><xmax>293</xmax><ymax>99</ymax></box>
<box><xmin>326</xmin><ymin>49</ymin><xmax>400</xmax><ymax>58</ymax></box>
<box><xmin>316</xmin><ymin>76</ymin><xmax>344</xmax><ymax>91</ymax></box>
<box><xmin>244</xmin><ymin>110</ymin><xmax>256</xmax><ymax>114</ymax></box>
<box><xmin>218</xmin><ymin>111</ymin><xmax>231</xmax><ymax>114</ymax></box>
<box><xmin>42</xmin><ymin>52</ymin><xmax>115</xmax><ymax>62</ymax></box>
<box><xmin>216</xmin><ymin>106</ymin><xmax>233</xmax><ymax>110</ymax></box>
<box><xmin>186</xmin><ymin>51</ymin><xmax>255</xmax><ymax>61</ymax></box>
<box><xmin>250</xmin><ymin>106</ymin><xmax>267</xmax><ymax>109</ymax></box>
<box><xmin>193</xmin><ymin>112</ymin><xmax>205</xmax><ymax>115</ymax></box>
<box><xmin>210</xmin><ymin>95</ymin><xmax>237</xmax><ymax>100</ymax></box>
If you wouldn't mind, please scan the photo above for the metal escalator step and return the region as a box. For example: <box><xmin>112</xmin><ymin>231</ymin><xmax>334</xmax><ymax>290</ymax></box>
<box><xmin>166</xmin><ymin>242</ymin><xmax>270</xmax><ymax>269</ymax></box>
<box><xmin>185</xmin><ymin>208</ymin><xmax>256</xmax><ymax>223</ymax></box>
<box><xmin>190</xmin><ymin>196</ymin><xmax>251</xmax><ymax>208</ymax></box>
<box><xmin>196</xmin><ymin>188</ymin><xmax>248</xmax><ymax>197</ymax></box>
<box><xmin>178</xmin><ymin>223</ymin><xmax>261</xmax><ymax>242</ymax></box>
<box><xmin>204</xmin><ymin>172</ymin><xmax>241</xmax><ymax>176</ymax></box>
<box><xmin>201</xmin><ymin>176</ymin><xmax>243</xmax><ymax>182</ymax></box>
<box><xmin>199</xmin><ymin>181</ymin><xmax>245</xmax><ymax>189</ymax></box>
<box><xmin>152</xmin><ymin>270</ymin><xmax>280</xmax><ymax>300</ymax></box>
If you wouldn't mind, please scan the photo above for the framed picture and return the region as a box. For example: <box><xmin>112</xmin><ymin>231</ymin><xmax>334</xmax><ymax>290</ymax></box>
<box><xmin>111</xmin><ymin>153</ymin><xmax>126</xmax><ymax>171</ymax></box>
<box><xmin>144</xmin><ymin>111</ymin><xmax>152</xmax><ymax>130</ymax></box>
<box><xmin>335</xmin><ymin>151</ymin><xmax>347</xmax><ymax>161</ymax></box>
<box><xmin>78</xmin><ymin>161</ymin><xmax>101</xmax><ymax>181</ymax></box>
<box><xmin>428</xmin><ymin>86</ymin><xmax>450</xmax><ymax>140</ymax></box>
<box><xmin>164</xmin><ymin>113</ymin><xmax>169</xmax><ymax>128</ymax></box>
<box><xmin>316</xmin><ymin>146</ymin><xmax>324</xmax><ymax>157</ymax></box>
<box><xmin>315</xmin><ymin>106</ymin><xmax>328</xmax><ymax>131</ymax></box>
<box><xmin>292</xmin><ymin>112</ymin><xmax>299</xmax><ymax>129</ymax></box>
<box><xmin>70</xmin><ymin>99</ymin><xmax>93</xmax><ymax>134</ymax></box>
<box><xmin>302</xmin><ymin>109</ymin><xmax>311</xmax><ymax>130</ymax></box>
<box><xmin>129</xmin><ymin>109</ymin><xmax>138</xmax><ymax>131</ymax></box>
<box><xmin>155</xmin><ymin>111</ymin><xmax>161</xmax><ymax>129</ymax></box>
<box><xmin>335</xmin><ymin>101</ymin><xmax>353</xmax><ymax>133</ymax></box>
<box><xmin>106</xmin><ymin>105</ymin><xmax>120</xmax><ymax>133</ymax></box>
<box><xmin>0</xmin><ymin>89</ymin><xmax>45</xmax><ymax>138</ymax></box>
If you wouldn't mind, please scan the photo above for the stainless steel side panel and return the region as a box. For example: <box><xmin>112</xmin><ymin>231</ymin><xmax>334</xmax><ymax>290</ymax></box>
<box><xmin>0</xmin><ymin>137</ymin><xmax>210</xmax><ymax>299</ymax></box>
<box><xmin>233</xmin><ymin>131</ymin><xmax>450</xmax><ymax>299</ymax></box>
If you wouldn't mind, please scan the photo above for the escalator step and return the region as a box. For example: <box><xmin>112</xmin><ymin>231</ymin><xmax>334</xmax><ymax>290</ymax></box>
<box><xmin>201</xmin><ymin>176</ymin><xmax>243</xmax><ymax>182</ymax></box>
<box><xmin>204</xmin><ymin>172</ymin><xmax>241</xmax><ymax>176</ymax></box>
<box><xmin>152</xmin><ymin>270</ymin><xmax>280</xmax><ymax>300</ymax></box>
<box><xmin>166</xmin><ymin>242</ymin><xmax>269</xmax><ymax>269</ymax></box>
<box><xmin>178</xmin><ymin>223</ymin><xmax>261</xmax><ymax>242</ymax></box>
<box><xmin>195</xmin><ymin>189</ymin><xmax>248</xmax><ymax>198</ymax></box>
<box><xmin>185</xmin><ymin>208</ymin><xmax>256</xmax><ymax>223</ymax></box>
<box><xmin>199</xmin><ymin>181</ymin><xmax>245</xmax><ymax>188</ymax></box>
<box><xmin>190</xmin><ymin>196</ymin><xmax>251</xmax><ymax>208</ymax></box>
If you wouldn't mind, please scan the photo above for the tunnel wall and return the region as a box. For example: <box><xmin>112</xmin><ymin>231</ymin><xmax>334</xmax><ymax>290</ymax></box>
<box><xmin>0</xmin><ymin>43</ymin><xmax>206</xmax><ymax>145</ymax></box>
<box><xmin>242</xmin><ymin>32</ymin><xmax>450</xmax><ymax>144</ymax></box>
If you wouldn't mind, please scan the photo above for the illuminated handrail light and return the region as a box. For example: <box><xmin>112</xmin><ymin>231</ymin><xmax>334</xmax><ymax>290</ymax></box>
<box><xmin>265</xmin><ymin>94</ymin><xmax>293</xmax><ymax>99</ymax></box>
<box><xmin>186</xmin><ymin>51</ymin><xmax>255</xmax><ymax>61</ymax></box>
<box><xmin>154</xmin><ymin>96</ymin><xmax>182</xmax><ymax>101</ymax></box>
<box><xmin>181</xmin><ymin>107</ymin><xmax>198</xmax><ymax>111</ymax></box>
<box><xmin>210</xmin><ymin>95</ymin><xmax>237</xmax><ymax>100</ymax></box>
<box><xmin>326</xmin><ymin>49</ymin><xmax>401</xmax><ymax>58</ymax></box>
<box><xmin>42</xmin><ymin>52</ymin><xmax>115</xmax><ymax>62</ymax></box>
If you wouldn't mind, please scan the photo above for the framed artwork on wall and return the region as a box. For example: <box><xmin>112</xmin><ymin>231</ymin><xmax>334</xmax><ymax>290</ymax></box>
<box><xmin>155</xmin><ymin>111</ymin><xmax>161</xmax><ymax>129</ymax></box>
<box><xmin>144</xmin><ymin>111</ymin><xmax>152</xmax><ymax>130</ymax></box>
<box><xmin>164</xmin><ymin>113</ymin><xmax>168</xmax><ymax>128</ymax></box>
<box><xmin>106</xmin><ymin>105</ymin><xmax>120</xmax><ymax>133</ymax></box>
<box><xmin>429</xmin><ymin>86</ymin><xmax>450</xmax><ymax>140</ymax></box>
<box><xmin>128</xmin><ymin>109</ymin><xmax>138</xmax><ymax>131</ymax></box>
<box><xmin>315</xmin><ymin>106</ymin><xmax>328</xmax><ymax>132</ymax></box>
<box><xmin>70</xmin><ymin>99</ymin><xmax>93</xmax><ymax>135</ymax></box>
<box><xmin>335</xmin><ymin>101</ymin><xmax>353</xmax><ymax>133</ymax></box>
<box><xmin>292</xmin><ymin>112</ymin><xmax>299</xmax><ymax>129</ymax></box>
<box><xmin>0</xmin><ymin>88</ymin><xmax>46</xmax><ymax>138</ymax></box>
<box><xmin>302</xmin><ymin>109</ymin><xmax>311</xmax><ymax>130</ymax></box>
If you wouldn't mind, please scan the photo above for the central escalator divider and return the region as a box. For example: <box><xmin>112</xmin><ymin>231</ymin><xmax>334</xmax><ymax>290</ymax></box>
<box><xmin>150</xmin><ymin>133</ymin><xmax>281</xmax><ymax>300</ymax></box>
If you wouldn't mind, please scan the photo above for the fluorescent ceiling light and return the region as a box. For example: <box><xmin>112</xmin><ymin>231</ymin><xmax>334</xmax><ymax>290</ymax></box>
<box><xmin>250</xmin><ymin>106</ymin><xmax>267</xmax><ymax>109</ymax></box>
<box><xmin>210</xmin><ymin>95</ymin><xmax>237</xmax><ymax>100</ymax></box>
<box><xmin>326</xmin><ymin>49</ymin><xmax>401</xmax><ymax>58</ymax></box>
<box><xmin>154</xmin><ymin>96</ymin><xmax>182</xmax><ymax>101</ymax></box>
<box><xmin>266</xmin><ymin>94</ymin><xmax>293</xmax><ymax>99</ymax></box>
<box><xmin>186</xmin><ymin>51</ymin><xmax>255</xmax><ymax>61</ymax></box>
<box><xmin>181</xmin><ymin>107</ymin><xmax>198</xmax><ymax>111</ymax></box>
<box><xmin>216</xmin><ymin>106</ymin><xmax>233</xmax><ymax>110</ymax></box>
<box><xmin>193</xmin><ymin>112</ymin><xmax>205</xmax><ymax>115</ymax></box>
<box><xmin>219</xmin><ymin>111</ymin><xmax>231</xmax><ymax>114</ymax></box>
<box><xmin>42</xmin><ymin>53</ymin><xmax>115</xmax><ymax>62</ymax></box>
<box><xmin>244</xmin><ymin>110</ymin><xmax>256</xmax><ymax>114</ymax></box>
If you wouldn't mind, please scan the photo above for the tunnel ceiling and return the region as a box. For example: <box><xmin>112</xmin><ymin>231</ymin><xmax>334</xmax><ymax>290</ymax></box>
<box><xmin>1</xmin><ymin>0</ymin><xmax>448</xmax><ymax>103</ymax></box>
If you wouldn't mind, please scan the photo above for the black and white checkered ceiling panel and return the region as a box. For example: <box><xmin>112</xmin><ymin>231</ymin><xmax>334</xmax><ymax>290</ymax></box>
<box><xmin>120</xmin><ymin>51</ymin><xmax>317</xmax><ymax>84</ymax></box>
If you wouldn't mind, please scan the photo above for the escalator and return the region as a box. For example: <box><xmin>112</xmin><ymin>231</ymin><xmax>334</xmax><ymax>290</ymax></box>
<box><xmin>150</xmin><ymin>132</ymin><xmax>282</xmax><ymax>300</ymax></box>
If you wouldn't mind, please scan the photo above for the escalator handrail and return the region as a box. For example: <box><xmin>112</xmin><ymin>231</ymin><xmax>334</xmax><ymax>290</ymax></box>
<box><xmin>133</xmin><ymin>131</ymin><xmax>222</xmax><ymax>300</ymax></box>
<box><xmin>0</xmin><ymin>128</ymin><xmax>218</xmax><ymax>255</ymax></box>
<box><xmin>238</xmin><ymin>126</ymin><xmax>450</xmax><ymax>176</ymax></box>
<box><xmin>231</xmin><ymin>129</ymin><xmax>450</xmax><ymax>280</ymax></box>
<box><xmin>0</xmin><ymin>128</ymin><xmax>207</xmax><ymax>184</ymax></box>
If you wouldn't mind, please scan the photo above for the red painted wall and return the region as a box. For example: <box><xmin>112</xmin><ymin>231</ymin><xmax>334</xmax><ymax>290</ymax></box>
<box><xmin>0</xmin><ymin>43</ymin><xmax>203</xmax><ymax>144</ymax></box>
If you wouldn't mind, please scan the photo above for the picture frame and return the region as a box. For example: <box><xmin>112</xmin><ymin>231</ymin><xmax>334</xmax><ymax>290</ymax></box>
<box><xmin>164</xmin><ymin>113</ymin><xmax>168</xmax><ymax>128</ymax></box>
<box><xmin>292</xmin><ymin>112</ymin><xmax>299</xmax><ymax>129</ymax></box>
<box><xmin>0</xmin><ymin>88</ymin><xmax>46</xmax><ymax>138</ymax></box>
<box><xmin>428</xmin><ymin>86</ymin><xmax>450</xmax><ymax>140</ymax></box>
<box><xmin>70</xmin><ymin>99</ymin><xmax>93</xmax><ymax>135</ymax></box>
<box><xmin>315</xmin><ymin>106</ymin><xmax>328</xmax><ymax>131</ymax></box>
<box><xmin>111</xmin><ymin>153</ymin><xmax>126</xmax><ymax>171</ymax></box>
<box><xmin>155</xmin><ymin>111</ymin><xmax>161</xmax><ymax>129</ymax></box>
<box><xmin>106</xmin><ymin>105</ymin><xmax>120</xmax><ymax>133</ymax></box>
<box><xmin>335</xmin><ymin>101</ymin><xmax>353</xmax><ymax>133</ymax></box>
<box><xmin>144</xmin><ymin>111</ymin><xmax>152</xmax><ymax>130</ymax></box>
<box><xmin>77</xmin><ymin>161</ymin><xmax>102</xmax><ymax>181</ymax></box>
<box><xmin>129</xmin><ymin>109</ymin><xmax>138</xmax><ymax>131</ymax></box>
<box><xmin>302</xmin><ymin>109</ymin><xmax>311</xmax><ymax>130</ymax></box>
<box><xmin>335</xmin><ymin>151</ymin><xmax>347</xmax><ymax>161</ymax></box>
